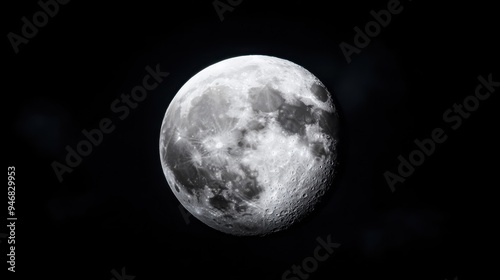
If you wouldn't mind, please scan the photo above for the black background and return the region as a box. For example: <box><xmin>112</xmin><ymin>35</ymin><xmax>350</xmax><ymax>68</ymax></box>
<box><xmin>4</xmin><ymin>0</ymin><xmax>498</xmax><ymax>279</ymax></box>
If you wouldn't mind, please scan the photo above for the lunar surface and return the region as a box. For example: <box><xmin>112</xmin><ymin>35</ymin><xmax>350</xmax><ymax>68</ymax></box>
<box><xmin>159</xmin><ymin>55</ymin><xmax>339</xmax><ymax>236</ymax></box>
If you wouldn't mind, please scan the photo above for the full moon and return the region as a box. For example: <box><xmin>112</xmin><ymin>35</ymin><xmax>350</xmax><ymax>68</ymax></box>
<box><xmin>159</xmin><ymin>55</ymin><xmax>339</xmax><ymax>236</ymax></box>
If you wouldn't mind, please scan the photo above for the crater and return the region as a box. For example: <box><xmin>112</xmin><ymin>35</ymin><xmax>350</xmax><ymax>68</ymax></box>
<box><xmin>311</xmin><ymin>82</ymin><xmax>329</xmax><ymax>102</ymax></box>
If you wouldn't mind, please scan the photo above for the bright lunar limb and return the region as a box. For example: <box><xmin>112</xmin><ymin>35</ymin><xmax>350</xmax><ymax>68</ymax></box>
<box><xmin>159</xmin><ymin>55</ymin><xmax>340</xmax><ymax>236</ymax></box>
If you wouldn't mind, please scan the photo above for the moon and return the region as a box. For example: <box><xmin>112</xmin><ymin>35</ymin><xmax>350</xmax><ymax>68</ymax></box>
<box><xmin>159</xmin><ymin>55</ymin><xmax>339</xmax><ymax>236</ymax></box>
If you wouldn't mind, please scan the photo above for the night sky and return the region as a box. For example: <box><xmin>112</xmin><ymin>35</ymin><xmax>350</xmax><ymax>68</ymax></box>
<box><xmin>5</xmin><ymin>0</ymin><xmax>498</xmax><ymax>279</ymax></box>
